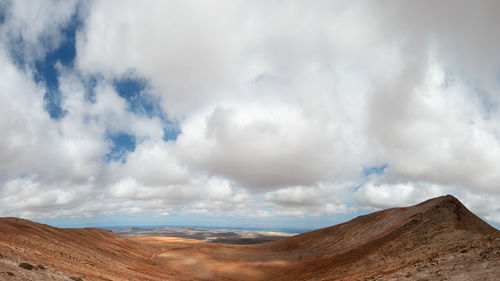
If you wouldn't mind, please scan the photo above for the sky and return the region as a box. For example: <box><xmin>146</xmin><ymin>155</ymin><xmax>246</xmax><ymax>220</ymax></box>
<box><xmin>1</xmin><ymin>0</ymin><xmax>500</xmax><ymax>230</ymax></box>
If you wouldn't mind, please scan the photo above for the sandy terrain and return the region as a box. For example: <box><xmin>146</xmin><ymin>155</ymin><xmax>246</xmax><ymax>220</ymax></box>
<box><xmin>0</xmin><ymin>195</ymin><xmax>498</xmax><ymax>280</ymax></box>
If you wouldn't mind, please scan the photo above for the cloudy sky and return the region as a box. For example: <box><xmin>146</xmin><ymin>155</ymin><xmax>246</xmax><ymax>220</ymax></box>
<box><xmin>1</xmin><ymin>0</ymin><xmax>500</xmax><ymax>230</ymax></box>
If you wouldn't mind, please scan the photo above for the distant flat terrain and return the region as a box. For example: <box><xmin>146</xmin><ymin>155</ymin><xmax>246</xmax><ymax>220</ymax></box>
<box><xmin>115</xmin><ymin>226</ymin><xmax>295</xmax><ymax>244</ymax></box>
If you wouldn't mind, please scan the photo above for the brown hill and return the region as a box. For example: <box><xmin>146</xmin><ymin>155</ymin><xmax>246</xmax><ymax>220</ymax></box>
<box><xmin>259</xmin><ymin>194</ymin><xmax>500</xmax><ymax>280</ymax></box>
<box><xmin>0</xmin><ymin>218</ymin><xmax>170</xmax><ymax>280</ymax></box>
<box><xmin>0</xmin><ymin>195</ymin><xmax>499</xmax><ymax>280</ymax></box>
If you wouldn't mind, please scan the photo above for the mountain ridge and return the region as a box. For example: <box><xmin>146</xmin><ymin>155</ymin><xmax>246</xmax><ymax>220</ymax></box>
<box><xmin>264</xmin><ymin>195</ymin><xmax>496</xmax><ymax>252</ymax></box>
<box><xmin>261</xmin><ymin>195</ymin><xmax>499</xmax><ymax>280</ymax></box>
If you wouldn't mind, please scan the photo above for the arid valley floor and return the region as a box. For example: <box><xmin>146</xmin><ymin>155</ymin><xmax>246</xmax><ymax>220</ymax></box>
<box><xmin>0</xmin><ymin>195</ymin><xmax>499</xmax><ymax>280</ymax></box>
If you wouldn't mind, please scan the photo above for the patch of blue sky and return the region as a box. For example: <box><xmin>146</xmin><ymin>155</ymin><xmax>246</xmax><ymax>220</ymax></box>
<box><xmin>113</xmin><ymin>76</ymin><xmax>159</xmax><ymax>117</ymax></box>
<box><xmin>353</xmin><ymin>164</ymin><xmax>388</xmax><ymax>193</ymax></box>
<box><xmin>83</xmin><ymin>75</ymin><xmax>99</xmax><ymax>103</ymax></box>
<box><xmin>352</xmin><ymin>183</ymin><xmax>364</xmax><ymax>192</ymax></box>
<box><xmin>362</xmin><ymin>164</ymin><xmax>387</xmax><ymax>177</ymax></box>
<box><xmin>33</xmin><ymin>13</ymin><xmax>80</xmax><ymax>120</ymax></box>
<box><xmin>113</xmin><ymin>75</ymin><xmax>181</xmax><ymax>141</ymax></box>
<box><xmin>42</xmin><ymin>90</ymin><xmax>67</xmax><ymax>119</ymax></box>
<box><xmin>7</xmin><ymin>36</ymin><xmax>27</xmax><ymax>69</ymax></box>
<box><xmin>163</xmin><ymin>125</ymin><xmax>181</xmax><ymax>141</ymax></box>
<box><xmin>104</xmin><ymin>132</ymin><xmax>136</xmax><ymax>163</ymax></box>
<box><xmin>0</xmin><ymin>0</ymin><xmax>9</xmax><ymax>26</ymax></box>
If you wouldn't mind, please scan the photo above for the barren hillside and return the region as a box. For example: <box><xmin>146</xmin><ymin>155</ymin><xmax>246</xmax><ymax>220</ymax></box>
<box><xmin>0</xmin><ymin>218</ymin><xmax>169</xmax><ymax>280</ymax></box>
<box><xmin>261</xmin><ymin>195</ymin><xmax>500</xmax><ymax>280</ymax></box>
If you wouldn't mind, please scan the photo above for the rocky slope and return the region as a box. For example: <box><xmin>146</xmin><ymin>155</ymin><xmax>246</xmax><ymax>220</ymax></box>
<box><xmin>262</xmin><ymin>195</ymin><xmax>500</xmax><ymax>280</ymax></box>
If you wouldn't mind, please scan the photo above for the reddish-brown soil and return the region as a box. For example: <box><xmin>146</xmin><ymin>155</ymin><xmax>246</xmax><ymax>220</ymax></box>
<box><xmin>1</xmin><ymin>195</ymin><xmax>499</xmax><ymax>280</ymax></box>
<box><xmin>0</xmin><ymin>218</ymin><xmax>169</xmax><ymax>280</ymax></box>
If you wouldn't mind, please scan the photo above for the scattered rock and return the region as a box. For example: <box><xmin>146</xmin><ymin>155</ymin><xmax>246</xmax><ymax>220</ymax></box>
<box><xmin>18</xmin><ymin>262</ymin><xmax>34</xmax><ymax>270</ymax></box>
<box><xmin>37</xmin><ymin>264</ymin><xmax>46</xmax><ymax>270</ymax></box>
<box><xmin>70</xmin><ymin>277</ymin><xmax>84</xmax><ymax>281</ymax></box>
